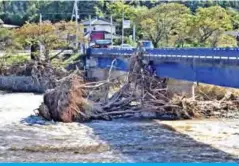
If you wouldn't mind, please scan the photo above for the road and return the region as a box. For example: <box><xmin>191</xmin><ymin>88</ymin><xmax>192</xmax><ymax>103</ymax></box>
<box><xmin>0</xmin><ymin>50</ymin><xmax>73</xmax><ymax>57</ymax></box>
<box><xmin>0</xmin><ymin>92</ymin><xmax>238</xmax><ymax>162</ymax></box>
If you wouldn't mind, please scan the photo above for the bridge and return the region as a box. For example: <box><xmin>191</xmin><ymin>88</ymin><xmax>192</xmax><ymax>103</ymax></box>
<box><xmin>87</xmin><ymin>47</ymin><xmax>239</xmax><ymax>88</ymax></box>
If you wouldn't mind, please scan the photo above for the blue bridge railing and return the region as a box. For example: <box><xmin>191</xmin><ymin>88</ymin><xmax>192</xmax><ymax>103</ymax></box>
<box><xmin>87</xmin><ymin>47</ymin><xmax>239</xmax><ymax>88</ymax></box>
<box><xmin>89</xmin><ymin>47</ymin><xmax>239</xmax><ymax>58</ymax></box>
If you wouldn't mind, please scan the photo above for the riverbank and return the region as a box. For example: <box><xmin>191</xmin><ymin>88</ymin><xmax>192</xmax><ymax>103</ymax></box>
<box><xmin>0</xmin><ymin>92</ymin><xmax>238</xmax><ymax>162</ymax></box>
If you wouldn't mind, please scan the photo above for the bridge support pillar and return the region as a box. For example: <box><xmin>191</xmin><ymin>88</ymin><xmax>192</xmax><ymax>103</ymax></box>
<box><xmin>87</xmin><ymin>69</ymin><xmax>194</xmax><ymax>98</ymax></box>
<box><xmin>167</xmin><ymin>79</ymin><xmax>194</xmax><ymax>98</ymax></box>
<box><xmin>87</xmin><ymin>68</ymin><xmax>126</xmax><ymax>81</ymax></box>
<box><xmin>192</xmin><ymin>82</ymin><xmax>196</xmax><ymax>100</ymax></box>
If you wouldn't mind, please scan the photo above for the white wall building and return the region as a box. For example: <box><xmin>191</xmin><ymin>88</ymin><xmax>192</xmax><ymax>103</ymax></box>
<box><xmin>81</xmin><ymin>18</ymin><xmax>116</xmax><ymax>34</ymax></box>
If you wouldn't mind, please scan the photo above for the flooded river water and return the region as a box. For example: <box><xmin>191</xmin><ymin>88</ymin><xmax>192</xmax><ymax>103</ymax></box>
<box><xmin>0</xmin><ymin>92</ymin><xmax>238</xmax><ymax>162</ymax></box>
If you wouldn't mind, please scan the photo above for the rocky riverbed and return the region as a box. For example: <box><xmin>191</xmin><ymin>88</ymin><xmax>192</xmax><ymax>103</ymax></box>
<box><xmin>0</xmin><ymin>92</ymin><xmax>238</xmax><ymax>162</ymax></box>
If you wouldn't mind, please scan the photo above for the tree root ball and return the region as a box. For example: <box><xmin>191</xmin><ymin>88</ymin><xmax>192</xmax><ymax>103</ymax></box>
<box><xmin>38</xmin><ymin>73</ymin><xmax>91</xmax><ymax>122</ymax></box>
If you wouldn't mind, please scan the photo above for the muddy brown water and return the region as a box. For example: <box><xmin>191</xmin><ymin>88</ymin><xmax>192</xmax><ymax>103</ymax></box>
<box><xmin>0</xmin><ymin>92</ymin><xmax>238</xmax><ymax>162</ymax></box>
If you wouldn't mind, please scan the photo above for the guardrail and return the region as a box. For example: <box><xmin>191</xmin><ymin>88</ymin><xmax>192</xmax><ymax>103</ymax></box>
<box><xmin>89</xmin><ymin>47</ymin><xmax>239</xmax><ymax>59</ymax></box>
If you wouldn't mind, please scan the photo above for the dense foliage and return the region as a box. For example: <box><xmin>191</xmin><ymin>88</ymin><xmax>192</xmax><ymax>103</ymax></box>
<box><xmin>14</xmin><ymin>21</ymin><xmax>84</xmax><ymax>60</ymax></box>
<box><xmin>2</xmin><ymin>1</ymin><xmax>239</xmax><ymax>25</ymax></box>
<box><xmin>1</xmin><ymin>1</ymin><xmax>239</xmax><ymax>48</ymax></box>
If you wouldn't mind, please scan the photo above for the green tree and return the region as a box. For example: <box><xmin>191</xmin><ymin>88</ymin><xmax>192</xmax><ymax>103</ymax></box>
<box><xmin>0</xmin><ymin>27</ymin><xmax>21</xmax><ymax>55</ymax></box>
<box><xmin>170</xmin><ymin>14</ymin><xmax>194</xmax><ymax>47</ymax></box>
<box><xmin>226</xmin><ymin>7</ymin><xmax>239</xmax><ymax>29</ymax></box>
<box><xmin>136</xmin><ymin>3</ymin><xmax>191</xmax><ymax>47</ymax></box>
<box><xmin>215</xmin><ymin>34</ymin><xmax>237</xmax><ymax>47</ymax></box>
<box><xmin>192</xmin><ymin>6</ymin><xmax>232</xmax><ymax>47</ymax></box>
<box><xmin>0</xmin><ymin>1</ymin><xmax>40</xmax><ymax>25</ymax></box>
<box><xmin>106</xmin><ymin>1</ymin><xmax>147</xmax><ymax>43</ymax></box>
<box><xmin>107</xmin><ymin>1</ymin><xmax>140</xmax><ymax>20</ymax></box>
<box><xmin>15</xmin><ymin>21</ymin><xmax>84</xmax><ymax>61</ymax></box>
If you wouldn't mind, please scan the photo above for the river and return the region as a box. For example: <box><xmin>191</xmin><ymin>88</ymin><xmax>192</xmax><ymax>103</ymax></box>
<box><xmin>0</xmin><ymin>92</ymin><xmax>238</xmax><ymax>162</ymax></box>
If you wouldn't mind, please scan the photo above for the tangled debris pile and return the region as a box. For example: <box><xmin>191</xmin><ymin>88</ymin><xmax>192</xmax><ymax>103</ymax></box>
<box><xmin>37</xmin><ymin>76</ymin><xmax>239</xmax><ymax>122</ymax></box>
<box><xmin>35</xmin><ymin>43</ymin><xmax>178</xmax><ymax>122</ymax></box>
<box><xmin>175</xmin><ymin>85</ymin><xmax>239</xmax><ymax>119</ymax></box>
<box><xmin>195</xmin><ymin>83</ymin><xmax>239</xmax><ymax>101</ymax></box>
<box><xmin>37</xmin><ymin>72</ymin><xmax>176</xmax><ymax>122</ymax></box>
<box><xmin>171</xmin><ymin>95</ymin><xmax>239</xmax><ymax>119</ymax></box>
<box><xmin>36</xmin><ymin>45</ymin><xmax>239</xmax><ymax>122</ymax></box>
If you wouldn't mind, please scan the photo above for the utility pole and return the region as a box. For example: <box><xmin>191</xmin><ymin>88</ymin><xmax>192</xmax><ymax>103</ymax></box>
<box><xmin>89</xmin><ymin>15</ymin><xmax>92</xmax><ymax>34</ymax></box>
<box><xmin>121</xmin><ymin>8</ymin><xmax>124</xmax><ymax>46</ymax></box>
<box><xmin>39</xmin><ymin>13</ymin><xmax>42</xmax><ymax>24</ymax></box>
<box><xmin>75</xmin><ymin>0</ymin><xmax>79</xmax><ymax>52</ymax></box>
<box><xmin>71</xmin><ymin>0</ymin><xmax>79</xmax><ymax>52</ymax></box>
<box><xmin>133</xmin><ymin>24</ymin><xmax>136</xmax><ymax>42</ymax></box>
<box><xmin>110</xmin><ymin>15</ymin><xmax>113</xmax><ymax>45</ymax></box>
<box><xmin>89</xmin><ymin>15</ymin><xmax>92</xmax><ymax>47</ymax></box>
<box><xmin>39</xmin><ymin>13</ymin><xmax>43</xmax><ymax>59</ymax></box>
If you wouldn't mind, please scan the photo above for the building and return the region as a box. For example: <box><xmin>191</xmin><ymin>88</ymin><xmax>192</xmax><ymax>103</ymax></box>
<box><xmin>81</xmin><ymin>18</ymin><xmax>120</xmax><ymax>46</ymax></box>
<box><xmin>85</xmin><ymin>30</ymin><xmax>118</xmax><ymax>41</ymax></box>
<box><xmin>81</xmin><ymin>18</ymin><xmax>116</xmax><ymax>34</ymax></box>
